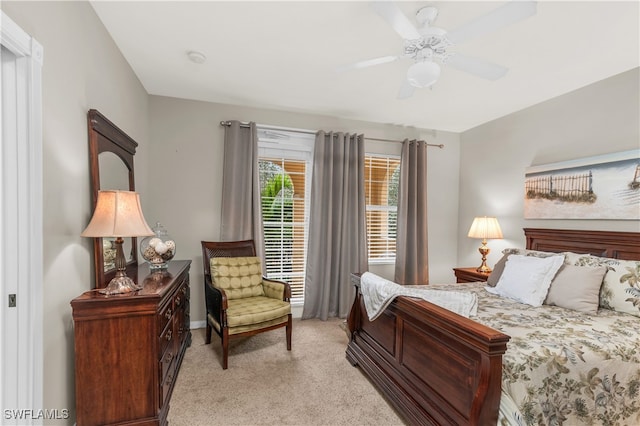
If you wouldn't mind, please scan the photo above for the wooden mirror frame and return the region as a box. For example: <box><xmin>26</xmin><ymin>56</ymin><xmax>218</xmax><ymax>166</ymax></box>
<box><xmin>88</xmin><ymin>109</ymin><xmax>139</xmax><ymax>289</ymax></box>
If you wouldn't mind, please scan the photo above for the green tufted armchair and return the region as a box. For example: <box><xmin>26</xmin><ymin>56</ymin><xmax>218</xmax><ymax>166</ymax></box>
<box><xmin>201</xmin><ymin>240</ymin><xmax>292</xmax><ymax>369</ymax></box>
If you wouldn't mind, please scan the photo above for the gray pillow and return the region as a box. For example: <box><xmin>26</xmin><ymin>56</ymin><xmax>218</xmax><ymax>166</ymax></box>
<box><xmin>487</xmin><ymin>254</ymin><xmax>508</xmax><ymax>287</ymax></box>
<box><xmin>544</xmin><ymin>264</ymin><xmax>607</xmax><ymax>313</ymax></box>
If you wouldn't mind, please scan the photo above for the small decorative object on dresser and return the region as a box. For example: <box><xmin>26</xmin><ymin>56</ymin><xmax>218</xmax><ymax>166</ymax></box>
<box><xmin>453</xmin><ymin>267</ymin><xmax>490</xmax><ymax>283</ymax></box>
<box><xmin>71</xmin><ymin>261</ymin><xmax>191</xmax><ymax>426</ymax></box>
<box><xmin>141</xmin><ymin>221</ymin><xmax>176</xmax><ymax>270</ymax></box>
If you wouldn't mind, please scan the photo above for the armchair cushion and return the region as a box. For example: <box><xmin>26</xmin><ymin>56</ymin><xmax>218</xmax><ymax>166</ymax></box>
<box><xmin>210</xmin><ymin>256</ymin><xmax>265</xmax><ymax>299</ymax></box>
<box><xmin>227</xmin><ymin>296</ymin><xmax>291</xmax><ymax>329</ymax></box>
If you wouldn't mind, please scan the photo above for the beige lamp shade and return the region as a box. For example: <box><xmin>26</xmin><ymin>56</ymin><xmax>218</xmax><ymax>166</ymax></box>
<box><xmin>467</xmin><ymin>216</ymin><xmax>503</xmax><ymax>240</ymax></box>
<box><xmin>81</xmin><ymin>190</ymin><xmax>154</xmax><ymax>238</ymax></box>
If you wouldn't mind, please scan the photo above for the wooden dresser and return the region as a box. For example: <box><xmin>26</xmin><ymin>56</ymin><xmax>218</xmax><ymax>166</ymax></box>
<box><xmin>71</xmin><ymin>260</ymin><xmax>191</xmax><ymax>426</ymax></box>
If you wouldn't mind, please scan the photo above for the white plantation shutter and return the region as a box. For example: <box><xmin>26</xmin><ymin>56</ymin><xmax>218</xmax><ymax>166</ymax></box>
<box><xmin>365</xmin><ymin>155</ymin><xmax>400</xmax><ymax>263</ymax></box>
<box><xmin>258</xmin><ymin>130</ymin><xmax>313</xmax><ymax>304</ymax></box>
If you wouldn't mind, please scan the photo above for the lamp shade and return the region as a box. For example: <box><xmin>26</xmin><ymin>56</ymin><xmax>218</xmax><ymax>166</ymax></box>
<box><xmin>81</xmin><ymin>190</ymin><xmax>154</xmax><ymax>238</ymax></box>
<box><xmin>467</xmin><ymin>216</ymin><xmax>503</xmax><ymax>240</ymax></box>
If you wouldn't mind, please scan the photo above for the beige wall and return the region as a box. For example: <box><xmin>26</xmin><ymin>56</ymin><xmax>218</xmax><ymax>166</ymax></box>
<box><xmin>148</xmin><ymin>95</ymin><xmax>461</xmax><ymax>324</ymax></box>
<box><xmin>457</xmin><ymin>68</ymin><xmax>640</xmax><ymax>270</ymax></box>
<box><xmin>1</xmin><ymin>1</ymin><xmax>149</xmax><ymax>422</ymax></box>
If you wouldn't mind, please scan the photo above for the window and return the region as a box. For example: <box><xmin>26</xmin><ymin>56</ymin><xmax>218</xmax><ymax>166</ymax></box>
<box><xmin>258</xmin><ymin>129</ymin><xmax>313</xmax><ymax>305</ymax></box>
<box><xmin>365</xmin><ymin>155</ymin><xmax>400</xmax><ymax>263</ymax></box>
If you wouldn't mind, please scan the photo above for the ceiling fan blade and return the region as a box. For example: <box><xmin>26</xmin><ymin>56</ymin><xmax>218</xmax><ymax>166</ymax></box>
<box><xmin>337</xmin><ymin>56</ymin><xmax>399</xmax><ymax>72</ymax></box>
<box><xmin>445</xmin><ymin>53</ymin><xmax>508</xmax><ymax>80</ymax></box>
<box><xmin>445</xmin><ymin>1</ymin><xmax>537</xmax><ymax>44</ymax></box>
<box><xmin>370</xmin><ymin>1</ymin><xmax>421</xmax><ymax>40</ymax></box>
<box><xmin>397</xmin><ymin>78</ymin><xmax>416</xmax><ymax>99</ymax></box>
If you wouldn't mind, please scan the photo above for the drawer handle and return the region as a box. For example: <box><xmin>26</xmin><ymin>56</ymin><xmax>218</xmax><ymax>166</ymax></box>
<box><xmin>167</xmin><ymin>374</ymin><xmax>174</xmax><ymax>385</ymax></box>
<box><xmin>165</xmin><ymin>352</ymin><xmax>174</xmax><ymax>364</ymax></box>
<box><xmin>175</xmin><ymin>296</ymin><xmax>181</xmax><ymax>306</ymax></box>
<box><xmin>181</xmin><ymin>286</ymin><xmax>187</xmax><ymax>295</ymax></box>
<box><xmin>165</xmin><ymin>309</ymin><xmax>172</xmax><ymax>320</ymax></box>
<box><xmin>165</xmin><ymin>330</ymin><xmax>172</xmax><ymax>341</ymax></box>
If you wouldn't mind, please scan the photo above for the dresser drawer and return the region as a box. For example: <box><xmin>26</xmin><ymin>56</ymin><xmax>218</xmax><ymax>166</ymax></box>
<box><xmin>174</xmin><ymin>291</ymin><xmax>185</xmax><ymax>313</ymax></box>
<box><xmin>160</xmin><ymin>343</ymin><xmax>175</xmax><ymax>383</ymax></box>
<box><xmin>159</xmin><ymin>319</ymin><xmax>174</xmax><ymax>357</ymax></box>
<box><xmin>175</xmin><ymin>279</ymin><xmax>189</xmax><ymax>309</ymax></box>
<box><xmin>158</xmin><ymin>298</ymin><xmax>173</xmax><ymax>332</ymax></box>
<box><xmin>160</xmin><ymin>360</ymin><xmax>177</xmax><ymax>408</ymax></box>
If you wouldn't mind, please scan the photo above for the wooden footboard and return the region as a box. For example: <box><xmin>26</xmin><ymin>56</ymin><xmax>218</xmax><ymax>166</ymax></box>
<box><xmin>346</xmin><ymin>274</ymin><xmax>510</xmax><ymax>426</ymax></box>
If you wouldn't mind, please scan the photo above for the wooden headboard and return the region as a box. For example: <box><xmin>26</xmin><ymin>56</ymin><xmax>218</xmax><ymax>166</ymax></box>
<box><xmin>524</xmin><ymin>228</ymin><xmax>640</xmax><ymax>261</ymax></box>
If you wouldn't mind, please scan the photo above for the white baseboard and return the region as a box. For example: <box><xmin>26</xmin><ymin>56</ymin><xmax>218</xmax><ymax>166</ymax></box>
<box><xmin>190</xmin><ymin>320</ymin><xmax>206</xmax><ymax>329</ymax></box>
<box><xmin>291</xmin><ymin>304</ymin><xmax>303</xmax><ymax>318</ymax></box>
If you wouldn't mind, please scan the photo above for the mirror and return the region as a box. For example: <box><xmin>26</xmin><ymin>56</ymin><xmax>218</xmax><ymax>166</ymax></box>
<box><xmin>88</xmin><ymin>109</ymin><xmax>139</xmax><ymax>289</ymax></box>
<box><xmin>99</xmin><ymin>152</ymin><xmax>130</xmax><ymax>190</ymax></box>
<box><xmin>98</xmin><ymin>152</ymin><xmax>133</xmax><ymax>270</ymax></box>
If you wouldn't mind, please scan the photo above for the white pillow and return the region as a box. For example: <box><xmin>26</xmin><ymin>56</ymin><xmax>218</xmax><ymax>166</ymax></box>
<box><xmin>486</xmin><ymin>254</ymin><xmax>564</xmax><ymax>306</ymax></box>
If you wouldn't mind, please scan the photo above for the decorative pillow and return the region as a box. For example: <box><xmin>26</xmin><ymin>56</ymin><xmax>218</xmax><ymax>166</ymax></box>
<box><xmin>563</xmin><ymin>251</ymin><xmax>596</xmax><ymax>266</ymax></box>
<box><xmin>210</xmin><ymin>256</ymin><xmax>265</xmax><ymax>300</ymax></box>
<box><xmin>487</xmin><ymin>248</ymin><xmax>564</xmax><ymax>287</ymax></box>
<box><xmin>486</xmin><ymin>254</ymin><xmax>564</xmax><ymax>306</ymax></box>
<box><xmin>600</xmin><ymin>259</ymin><xmax>640</xmax><ymax>317</ymax></box>
<box><xmin>566</xmin><ymin>254</ymin><xmax>640</xmax><ymax>317</ymax></box>
<box><xmin>544</xmin><ymin>264</ymin><xmax>607</xmax><ymax>313</ymax></box>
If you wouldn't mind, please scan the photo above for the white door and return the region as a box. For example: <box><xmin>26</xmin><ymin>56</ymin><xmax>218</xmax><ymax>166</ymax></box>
<box><xmin>0</xmin><ymin>11</ymin><xmax>43</xmax><ymax>425</ymax></box>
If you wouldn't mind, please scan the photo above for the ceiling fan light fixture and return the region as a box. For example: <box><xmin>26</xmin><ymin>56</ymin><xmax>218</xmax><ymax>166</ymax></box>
<box><xmin>407</xmin><ymin>61</ymin><xmax>441</xmax><ymax>88</ymax></box>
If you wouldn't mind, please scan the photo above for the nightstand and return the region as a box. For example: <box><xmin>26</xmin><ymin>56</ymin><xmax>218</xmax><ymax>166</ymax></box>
<box><xmin>453</xmin><ymin>267</ymin><xmax>490</xmax><ymax>283</ymax></box>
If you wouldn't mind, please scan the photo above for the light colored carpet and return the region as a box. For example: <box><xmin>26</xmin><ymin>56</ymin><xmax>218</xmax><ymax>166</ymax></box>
<box><xmin>167</xmin><ymin>318</ymin><xmax>405</xmax><ymax>425</ymax></box>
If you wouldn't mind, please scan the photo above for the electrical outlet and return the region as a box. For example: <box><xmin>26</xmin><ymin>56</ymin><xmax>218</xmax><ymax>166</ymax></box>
<box><xmin>8</xmin><ymin>294</ymin><xmax>16</xmax><ymax>307</ymax></box>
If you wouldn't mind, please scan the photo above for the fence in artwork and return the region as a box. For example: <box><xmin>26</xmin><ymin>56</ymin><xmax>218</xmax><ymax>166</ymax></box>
<box><xmin>525</xmin><ymin>171</ymin><xmax>596</xmax><ymax>203</ymax></box>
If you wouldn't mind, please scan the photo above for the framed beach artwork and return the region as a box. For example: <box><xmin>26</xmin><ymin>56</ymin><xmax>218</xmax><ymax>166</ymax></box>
<box><xmin>524</xmin><ymin>150</ymin><xmax>640</xmax><ymax>220</ymax></box>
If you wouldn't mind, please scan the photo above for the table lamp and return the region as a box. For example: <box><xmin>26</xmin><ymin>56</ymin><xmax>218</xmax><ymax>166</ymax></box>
<box><xmin>81</xmin><ymin>190</ymin><xmax>155</xmax><ymax>295</ymax></box>
<box><xmin>467</xmin><ymin>216</ymin><xmax>503</xmax><ymax>273</ymax></box>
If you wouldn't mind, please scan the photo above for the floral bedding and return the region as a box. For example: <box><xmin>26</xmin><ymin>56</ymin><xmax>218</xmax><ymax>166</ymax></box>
<box><xmin>426</xmin><ymin>282</ymin><xmax>640</xmax><ymax>426</ymax></box>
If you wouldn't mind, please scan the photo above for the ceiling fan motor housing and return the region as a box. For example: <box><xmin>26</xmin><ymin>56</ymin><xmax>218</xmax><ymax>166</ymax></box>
<box><xmin>416</xmin><ymin>6</ymin><xmax>439</xmax><ymax>26</ymax></box>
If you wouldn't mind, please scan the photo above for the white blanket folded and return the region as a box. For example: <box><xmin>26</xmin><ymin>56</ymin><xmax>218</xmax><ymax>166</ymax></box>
<box><xmin>359</xmin><ymin>272</ymin><xmax>478</xmax><ymax>321</ymax></box>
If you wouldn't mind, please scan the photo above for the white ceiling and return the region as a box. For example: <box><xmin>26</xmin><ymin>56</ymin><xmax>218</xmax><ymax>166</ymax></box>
<box><xmin>90</xmin><ymin>1</ymin><xmax>639</xmax><ymax>133</ymax></box>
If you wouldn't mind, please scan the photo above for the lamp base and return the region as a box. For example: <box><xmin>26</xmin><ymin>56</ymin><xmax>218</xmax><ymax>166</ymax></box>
<box><xmin>476</xmin><ymin>264</ymin><xmax>493</xmax><ymax>274</ymax></box>
<box><xmin>476</xmin><ymin>240</ymin><xmax>493</xmax><ymax>274</ymax></box>
<box><xmin>99</xmin><ymin>272</ymin><xmax>141</xmax><ymax>295</ymax></box>
<box><xmin>98</xmin><ymin>236</ymin><xmax>142</xmax><ymax>295</ymax></box>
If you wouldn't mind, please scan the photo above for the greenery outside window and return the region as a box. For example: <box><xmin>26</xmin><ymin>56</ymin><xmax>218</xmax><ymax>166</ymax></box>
<box><xmin>258</xmin><ymin>129</ymin><xmax>313</xmax><ymax>305</ymax></box>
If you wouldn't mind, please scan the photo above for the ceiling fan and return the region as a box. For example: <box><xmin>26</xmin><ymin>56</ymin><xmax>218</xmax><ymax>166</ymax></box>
<box><xmin>342</xmin><ymin>1</ymin><xmax>537</xmax><ymax>99</ymax></box>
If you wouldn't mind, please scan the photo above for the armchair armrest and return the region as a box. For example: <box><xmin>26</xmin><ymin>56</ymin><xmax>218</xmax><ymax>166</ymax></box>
<box><xmin>263</xmin><ymin>277</ymin><xmax>291</xmax><ymax>302</ymax></box>
<box><xmin>204</xmin><ymin>274</ymin><xmax>228</xmax><ymax>328</ymax></box>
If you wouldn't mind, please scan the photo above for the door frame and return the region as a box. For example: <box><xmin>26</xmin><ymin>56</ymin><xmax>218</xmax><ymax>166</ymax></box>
<box><xmin>1</xmin><ymin>10</ymin><xmax>43</xmax><ymax>424</ymax></box>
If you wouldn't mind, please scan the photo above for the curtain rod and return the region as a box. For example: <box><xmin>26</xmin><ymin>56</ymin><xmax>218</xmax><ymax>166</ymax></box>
<box><xmin>220</xmin><ymin>120</ymin><xmax>444</xmax><ymax>149</ymax></box>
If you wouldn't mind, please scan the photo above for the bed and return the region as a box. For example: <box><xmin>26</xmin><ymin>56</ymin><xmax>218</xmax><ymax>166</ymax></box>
<box><xmin>346</xmin><ymin>228</ymin><xmax>640</xmax><ymax>425</ymax></box>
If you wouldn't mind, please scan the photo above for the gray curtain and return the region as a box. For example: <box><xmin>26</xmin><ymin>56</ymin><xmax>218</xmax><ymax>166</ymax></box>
<box><xmin>394</xmin><ymin>139</ymin><xmax>429</xmax><ymax>285</ymax></box>
<box><xmin>302</xmin><ymin>131</ymin><xmax>368</xmax><ymax>320</ymax></box>
<box><xmin>220</xmin><ymin>121</ymin><xmax>264</xmax><ymax>259</ymax></box>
